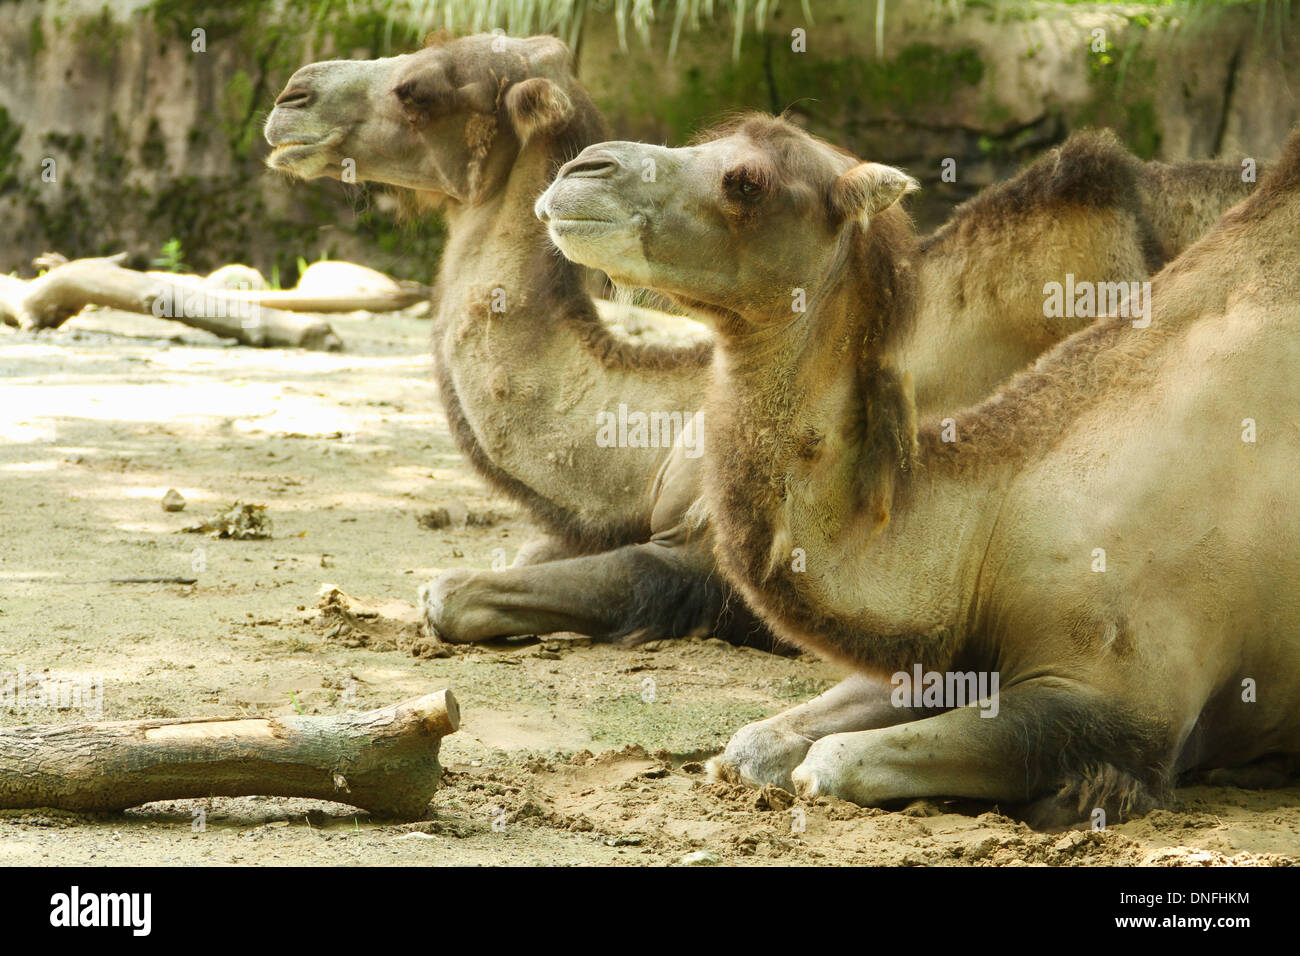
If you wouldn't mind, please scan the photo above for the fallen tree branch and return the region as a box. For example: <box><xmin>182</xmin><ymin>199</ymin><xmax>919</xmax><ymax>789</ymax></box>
<box><xmin>210</xmin><ymin>284</ymin><xmax>430</xmax><ymax>313</ymax></box>
<box><xmin>0</xmin><ymin>689</ymin><xmax>459</xmax><ymax>819</ymax></box>
<box><xmin>0</xmin><ymin>255</ymin><xmax>343</xmax><ymax>351</ymax></box>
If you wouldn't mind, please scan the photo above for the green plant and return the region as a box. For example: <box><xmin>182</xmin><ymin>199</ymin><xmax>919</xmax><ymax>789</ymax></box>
<box><xmin>151</xmin><ymin>237</ymin><xmax>188</xmax><ymax>273</ymax></box>
<box><xmin>390</xmin><ymin>0</ymin><xmax>818</xmax><ymax>60</ymax></box>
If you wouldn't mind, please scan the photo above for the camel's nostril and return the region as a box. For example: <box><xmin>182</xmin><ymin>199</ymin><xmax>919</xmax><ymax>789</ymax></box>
<box><xmin>275</xmin><ymin>86</ymin><xmax>312</xmax><ymax>108</ymax></box>
<box><xmin>561</xmin><ymin>155</ymin><xmax>618</xmax><ymax>180</ymax></box>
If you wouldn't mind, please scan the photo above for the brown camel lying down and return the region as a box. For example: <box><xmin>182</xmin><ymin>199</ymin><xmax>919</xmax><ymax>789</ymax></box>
<box><xmin>266</xmin><ymin>33</ymin><xmax>1260</xmax><ymax>656</ymax></box>
<box><xmin>537</xmin><ymin>114</ymin><xmax>1300</xmax><ymax>826</ymax></box>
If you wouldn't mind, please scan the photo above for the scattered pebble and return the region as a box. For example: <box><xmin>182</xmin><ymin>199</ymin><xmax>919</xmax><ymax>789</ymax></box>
<box><xmin>678</xmin><ymin>850</ymin><xmax>720</xmax><ymax>866</ymax></box>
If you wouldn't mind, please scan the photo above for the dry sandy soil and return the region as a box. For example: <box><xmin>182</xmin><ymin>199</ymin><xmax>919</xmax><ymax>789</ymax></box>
<box><xmin>1</xmin><ymin>308</ymin><xmax>1297</xmax><ymax>867</ymax></box>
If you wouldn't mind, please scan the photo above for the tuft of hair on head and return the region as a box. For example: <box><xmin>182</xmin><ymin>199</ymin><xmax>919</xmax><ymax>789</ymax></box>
<box><xmin>831</xmin><ymin>162</ymin><xmax>920</xmax><ymax>224</ymax></box>
<box><xmin>505</xmin><ymin>77</ymin><xmax>575</xmax><ymax>144</ymax></box>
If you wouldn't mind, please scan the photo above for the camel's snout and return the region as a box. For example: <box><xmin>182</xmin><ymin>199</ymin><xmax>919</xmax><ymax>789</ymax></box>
<box><xmin>264</xmin><ymin>59</ymin><xmax>379</xmax><ymax>160</ymax></box>
<box><xmin>536</xmin><ymin>142</ymin><xmax>652</xmax><ymax>227</ymax></box>
<box><xmin>264</xmin><ymin>61</ymin><xmax>369</xmax><ymax>177</ymax></box>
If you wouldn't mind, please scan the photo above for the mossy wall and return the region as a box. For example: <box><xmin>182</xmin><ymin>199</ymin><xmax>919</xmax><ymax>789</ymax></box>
<box><xmin>0</xmin><ymin>0</ymin><xmax>1295</xmax><ymax>281</ymax></box>
<box><xmin>577</xmin><ymin>0</ymin><xmax>1298</xmax><ymax>228</ymax></box>
<box><xmin>0</xmin><ymin>0</ymin><xmax>446</xmax><ymax>284</ymax></box>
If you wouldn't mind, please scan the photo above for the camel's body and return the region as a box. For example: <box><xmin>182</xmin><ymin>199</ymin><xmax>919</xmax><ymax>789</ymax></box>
<box><xmin>538</xmin><ymin>114</ymin><xmax>1300</xmax><ymax>824</ymax></box>
<box><xmin>267</xmin><ymin>34</ymin><xmax>1260</xmax><ymax>657</ymax></box>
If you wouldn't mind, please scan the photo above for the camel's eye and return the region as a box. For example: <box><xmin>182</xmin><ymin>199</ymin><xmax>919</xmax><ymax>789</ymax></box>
<box><xmin>723</xmin><ymin>167</ymin><xmax>767</xmax><ymax>203</ymax></box>
<box><xmin>393</xmin><ymin>76</ymin><xmax>451</xmax><ymax>124</ymax></box>
<box><xmin>394</xmin><ymin>80</ymin><xmax>420</xmax><ymax>105</ymax></box>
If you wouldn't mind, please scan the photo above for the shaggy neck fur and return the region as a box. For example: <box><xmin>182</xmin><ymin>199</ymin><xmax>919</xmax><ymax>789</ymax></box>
<box><xmin>703</xmin><ymin>206</ymin><xmax>1002</xmax><ymax>675</ymax></box>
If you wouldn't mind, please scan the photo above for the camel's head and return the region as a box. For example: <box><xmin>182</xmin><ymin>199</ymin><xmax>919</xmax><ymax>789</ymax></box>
<box><xmin>535</xmin><ymin>113</ymin><xmax>919</xmax><ymax>325</ymax></box>
<box><xmin>264</xmin><ymin>33</ymin><xmax>593</xmax><ymax>203</ymax></box>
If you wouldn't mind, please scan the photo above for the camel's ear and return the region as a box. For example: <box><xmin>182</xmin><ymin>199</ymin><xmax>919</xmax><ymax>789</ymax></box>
<box><xmin>831</xmin><ymin>162</ymin><xmax>919</xmax><ymax>223</ymax></box>
<box><xmin>505</xmin><ymin>77</ymin><xmax>574</xmax><ymax>143</ymax></box>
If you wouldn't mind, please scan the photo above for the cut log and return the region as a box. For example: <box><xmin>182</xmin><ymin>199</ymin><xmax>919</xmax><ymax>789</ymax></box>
<box><xmin>0</xmin><ymin>689</ymin><xmax>458</xmax><ymax>819</ymax></box>
<box><xmin>0</xmin><ymin>255</ymin><xmax>343</xmax><ymax>351</ymax></box>
<box><xmin>206</xmin><ymin>287</ymin><xmax>429</xmax><ymax>313</ymax></box>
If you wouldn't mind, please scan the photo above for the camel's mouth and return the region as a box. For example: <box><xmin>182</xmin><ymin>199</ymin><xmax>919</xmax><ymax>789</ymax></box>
<box><xmin>266</xmin><ymin>139</ymin><xmax>325</xmax><ymax>169</ymax></box>
<box><xmin>264</xmin><ymin>127</ymin><xmax>347</xmax><ymax>176</ymax></box>
<box><xmin>545</xmin><ymin>217</ymin><xmax>626</xmax><ymax>237</ymax></box>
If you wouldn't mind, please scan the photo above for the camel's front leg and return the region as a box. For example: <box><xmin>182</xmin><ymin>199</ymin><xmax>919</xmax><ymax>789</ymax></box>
<box><xmin>708</xmin><ymin>674</ymin><xmax>937</xmax><ymax>791</ymax></box>
<box><xmin>421</xmin><ymin>540</ymin><xmax>754</xmax><ymax>645</ymax></box>
<box><xmin>789</xmin><ymin>678</ymin><xmax>1167</xmax><ymax>824</ymax></box>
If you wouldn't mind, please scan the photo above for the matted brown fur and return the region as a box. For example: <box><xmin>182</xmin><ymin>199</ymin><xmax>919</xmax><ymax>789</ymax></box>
<box><xmin>923</xmin><ymin>130</ymin><xmax>1299</xmax><ymax>474</ymax></box>
<box><xmin>920</xmin><ymin>129</ymin><xmax>1163</xmax><ymax>273</ymax></box>
<box><xmin>702</xmin><ymin>190</ymin><xmax>940</xmax><ymax>673</ymax></box>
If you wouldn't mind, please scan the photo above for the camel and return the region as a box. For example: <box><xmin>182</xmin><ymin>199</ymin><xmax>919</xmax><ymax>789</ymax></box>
<box><xmin>266</xmin><ymin>33</ymin><xmax>1259</xmax><ymax>655</ymax></box>
<box><xmin>536</xmin><ymin>113</ymin><xmax>1300</xmax><ymax>825</ymax></box>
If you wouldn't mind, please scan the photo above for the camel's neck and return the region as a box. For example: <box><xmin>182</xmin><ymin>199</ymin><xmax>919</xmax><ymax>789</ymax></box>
<box><xmin>432</xmin><ymin>138</ymin><xmax>709</xmax><ymax>549</ymax></box>
<box><xmin>702</xmin><ymin>222</ymin><xmax>1009</xmax><ymax>674</ymax></box>
<box><xmin>437</xmin><ymin>146</ymin><xmax>587</xmax><ymax>317</ymax></box>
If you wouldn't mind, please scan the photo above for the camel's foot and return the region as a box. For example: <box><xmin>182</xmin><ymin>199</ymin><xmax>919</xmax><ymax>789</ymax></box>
<box><xmin>707</xmin><ymin>719</ymin><xmax>815</xmax><ymax>792</ymax></box>
<box><xmin>419</xmin><ymin>568</ymin><xmax>486</xmax><ymax>644</ymax></box>
<box><xmin>778</xmin><ymin>679</ymin><xmax>1173</xmax><ymax>829</ymax></box>
<box><xmin>788</xmin><ymin>732</ymin><xmax>882</xmax><ymax>804</ymax></box>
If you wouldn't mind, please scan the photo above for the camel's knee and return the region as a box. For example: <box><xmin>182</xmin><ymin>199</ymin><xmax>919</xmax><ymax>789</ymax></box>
<box><xmin>707</xmin><ymin>718</ymin><xmax>814</xmax><ymax>792</ymax></box>
<box><xmin>419</xmin><ymin>568</ymin><xmax>492</xmax><ymax>643</ymax></box>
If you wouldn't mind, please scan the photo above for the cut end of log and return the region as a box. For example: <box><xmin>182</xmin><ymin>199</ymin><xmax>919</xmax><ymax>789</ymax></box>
<box><xmin>414</xmin><ymin>689</ymin><xmax>460</xmax><ymax>738</ymax></box>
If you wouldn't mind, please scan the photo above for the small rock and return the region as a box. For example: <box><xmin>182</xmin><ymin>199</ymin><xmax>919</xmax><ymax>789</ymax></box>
<box><xmin>678</xmin><ymin>850</ymin><xmax>720</xmax><ymax>866</ymax></box>
<box><xmin>161</xmin><ymin>488</ymin><xmax>186</xmax><ymax>512</ymax></box>
<box><xmin>411</xmin><ymin>640</ymin><xmax>453</xmax><ymax>659</ymax></box>
<box><xmin>179</xmin><ymin>501</ymin><xmax>271</xmax><ymax>539</ymax></box>
<box><xmin>753</xmin><ymin>784</ymin><xmax>795</xmax><ymax>812</ymax></box>
<box><xmin>602</xmin><ymin>834</ymin><xmax>643</xmax><ymax>847</ymax></box>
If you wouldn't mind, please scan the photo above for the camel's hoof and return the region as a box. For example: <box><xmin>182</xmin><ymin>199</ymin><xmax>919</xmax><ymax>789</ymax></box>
<box><xmin>708</xmin><ymin>720</ymin><xmax>815</xmax><ymax>792</ymax></box>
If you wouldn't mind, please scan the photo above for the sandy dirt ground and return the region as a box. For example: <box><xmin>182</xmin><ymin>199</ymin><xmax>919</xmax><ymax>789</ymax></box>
<box><xmin>1</xmin><ymin>308</ymin><xmax>1297</xmax><ymax>867</ymax></box>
